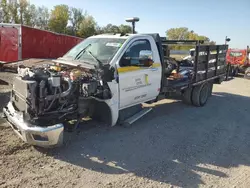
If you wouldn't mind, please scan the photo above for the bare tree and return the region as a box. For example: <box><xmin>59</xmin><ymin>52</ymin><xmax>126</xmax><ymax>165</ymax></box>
<box><xmin>0</xmin><ymin>0</ymin><xmax>11</xmax><ymax>23</ymax></box>
<box><xmin>69</xmin><ymin>7</ymin><xmax>84</xmax><ymax>35</ymax></box>
<box><xmin>36</xmin><ymin>6</ymin><xmax>50</xmax><ymax>29</ymax></box>
<box><xmin>19</xmin><ymin>0</ymin><xmax>28</xmax><ymax>24</ymax></box>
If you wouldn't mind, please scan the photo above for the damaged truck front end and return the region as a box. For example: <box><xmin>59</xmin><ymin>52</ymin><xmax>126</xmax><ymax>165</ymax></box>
<box><xmin>3</xmin><ymin>36</ymin><xmax>125</xmax><ymax>147</ymax></box>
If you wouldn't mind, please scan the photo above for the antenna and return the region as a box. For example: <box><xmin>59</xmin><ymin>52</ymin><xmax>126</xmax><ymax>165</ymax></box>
<box><xmin>125</xmin><ymin>17</ymin><xmax>140</xmax><ymax>34</ymax></box>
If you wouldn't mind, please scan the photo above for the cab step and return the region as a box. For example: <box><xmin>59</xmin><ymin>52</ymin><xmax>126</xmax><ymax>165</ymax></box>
<box><xmin>122</xmin><ymin>107</ymin><xmax>152</xmax><ymax>127</ymax></box>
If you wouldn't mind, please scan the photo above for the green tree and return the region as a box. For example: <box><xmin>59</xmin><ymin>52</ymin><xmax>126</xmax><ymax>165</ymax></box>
<box><xmin>0</xmin><ymin>0</ymin><xmax>10</xmax><ymax>23</ymax></box>
<box><xmin>197</xmin><ymin>35</ymin><xmax>215</xmax><ymax>44</ymax></box>
<box><xmin>101</xmin><ymin>24</ymin><xmax>120</xmax><ymax>33</ymax></box>
<box><xmin>209</xmin><ymin>41</ymin><xmax>216</xmax><ymax>45</ymax></box>
<box><xmin>77</xmin><ymin>14</ymin><xmax>96</xmax><ymax>38</ymax></box>
<box><xmin>119</xmin><ymin>24</ymin><xmax>132</xmax><ymax>33</ymax></box>
<box><xmin>65</xmin><ymin>26</ymin><xmax>73</xmax><ymax>35</ymax></box>
<box><xmin>94</xmin><ymin>25</ymin><xmax>104</xmax><ymax>35</ymax></box>
<box><xmin>166</xmin><ymin>27</ymin><xmax>214</xmax><ymax>50</ymax></box>
<box><xmin>95</xmin><ymin>24</ymin><xmax>133</xmax><ymax>34</ymax></box>
<box><xmin>166</xmin><ymin>27</ymin><xmax>190</xmax><ymax>40</ymax></box>
<box><xmin>109</xmin><ymin>25</ymin><xmax>120</xmax><ymax>33</ymax></box>
<box><xmin>69</xmin><ymin>7</ymin><xmax>84</xmax><ymax>35</ymax></box>
<box><xmin>48</xmin><ymin>4</ymin><xmax>69</xmax><ymax>33</ymax></box>
<box><xmin>187</xmin><ymin>30</ymin><xmax>197</xmax><ymax>40</ymax></box>
<box><xmin>101</xmin><ymin>24</ymin><xmax>112</xmax><ymax>33</ymax></box>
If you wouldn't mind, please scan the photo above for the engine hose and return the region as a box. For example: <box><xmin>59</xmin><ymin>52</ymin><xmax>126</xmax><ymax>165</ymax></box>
<box><xmin>44</xmin><ymin>104</ymin><xmax>77</xmax><ymax>115</ymax></box>
<box><xmin>38</xmin><ymin>80</ymin><xmax>46</xmax><ymax>114</ymax></box>
<box><xmin>59</xmin><ymin>100</ymin><xmax>68</xmax><ymax>110</ymax></box>
<box><xmin>44</xmin><ymin>87</ymin><xmax>58</xmax><ymax>112</ymax></box>
<box><xmin>58</xmin><ymin>86</ymin><xmax>65</xmax><ymax>104</ymax></box>
<box><xmin>45</xmin><ymin>77</ymin><xmax>72</xmax><ymax>101</ymax></box>
<box><xmin>59</xmin><ymin>81</ymin><xmax>78</xmax><ymax>105</ymax></box>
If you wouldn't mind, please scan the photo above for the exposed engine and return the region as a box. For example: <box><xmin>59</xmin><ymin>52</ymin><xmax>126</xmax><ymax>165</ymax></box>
<box><xmin>13</xmin><ymin>62</ymin><xmax>113</xmax><ymax>126</ymax></box>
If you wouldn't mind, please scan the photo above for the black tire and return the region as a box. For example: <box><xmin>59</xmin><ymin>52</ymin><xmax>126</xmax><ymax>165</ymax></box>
<box><xmin>0</xmin><ymin>62</ymin><xmax>3</xmax><ymax>71</ymax></box>
<box><xmin>234</xmin><ymin>67</ymin><xmax>239</xmax><ymax>77</ymax></box>
<box><xmin>208</xmin><ymin>82</ymin><xmax>213</xmax><ymax>97</ymax></box>
<box><xmin>229</xmin><ymin>66</ymin><xmax>238</xmax><ymax>77</ymax></box>
<box><xmin>182</xmin><ymin>87</ymin><xmax>193</xmax><ymax>105</ymax></box>
<box><xmin>198</xmin><ymin>83</ymin><xmax>210</xmax><ymax>106</ymax></box>
<box><xmin>192</xmin><ymin>82</ymin><xmax>210</xmax><ymax>107</ymax></box>
<box><xmin>244</xmin><ymin>68</ymin><xmax>250</xmax><ymax>80</ymax></box>
<box><xmin>228</xmin><ymin>66</ymin><xmax>234</xmax><ymax>76</ymax></box>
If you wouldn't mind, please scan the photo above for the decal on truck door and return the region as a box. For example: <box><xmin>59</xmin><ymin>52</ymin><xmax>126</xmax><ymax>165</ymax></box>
<box><xmin>123</xmin><ymin>84</ymin><xmax>151</xmax><ymax>92</ymax></box>
<box><xmin>135</xmin><ymin>78</ymin><xmax>143</xmax><ymax>85</ymax></box>
<box><xmin>134</xmin><ymin>94</ymin><xmax>147</xmax><ymax>100</ymax></box>
<box><xmin>122</xmin><ymin>75</ymin><xmax>152</xmax><ymax>92</ymax></box>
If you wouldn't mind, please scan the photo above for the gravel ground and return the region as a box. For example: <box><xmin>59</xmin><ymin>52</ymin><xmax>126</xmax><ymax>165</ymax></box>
<box><xmin>1</xmin><ymin>72</ymin><xmax>250</xmax><ymax>188</ymax></box>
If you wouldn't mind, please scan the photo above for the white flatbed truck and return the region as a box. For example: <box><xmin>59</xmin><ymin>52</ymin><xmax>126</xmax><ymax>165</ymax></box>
<box><xmin>3</xmin><ymin>33</ymin><xmax>228</xmax><ymax>147</ymax></box>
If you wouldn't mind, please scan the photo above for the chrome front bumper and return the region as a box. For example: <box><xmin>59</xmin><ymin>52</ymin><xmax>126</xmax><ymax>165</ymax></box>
<box><xmin>3</xmin><ymin>102</ymin><xmax>64</xmax><ymax>148</ymax></box>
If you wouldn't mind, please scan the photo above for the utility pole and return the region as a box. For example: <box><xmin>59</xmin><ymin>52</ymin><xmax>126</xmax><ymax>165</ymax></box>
<box><xmin>225</xmin><ymin>36</ymin><xmax>231</xmax><ymax>45</ymax></box>
<box><xmin>247</xmin><ymin>45</ymin><xmax>249</xmax><ymax>64</ymax></box>
<box><xmin>225</xmin><ymin>36</ymin><xmax>231</xmax><ymax>81</ymax></box>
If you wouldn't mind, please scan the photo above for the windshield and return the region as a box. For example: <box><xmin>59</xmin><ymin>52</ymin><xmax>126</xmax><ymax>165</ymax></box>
<box><xmin>230</xmin><ymin>51</ymin><xmax>243</xmax><ymax>57</ymax></box>
<box><xmin>62</xmin><ymin>37</ymin><xmax>126</xmax><ymax>64</ymax></box>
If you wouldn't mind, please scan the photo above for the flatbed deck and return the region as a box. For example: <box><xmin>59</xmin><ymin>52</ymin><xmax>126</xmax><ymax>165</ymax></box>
<box><xmin>147</xmin><ymin>34</ymin><xmax>228</xmax><ymax>92</ymax></box>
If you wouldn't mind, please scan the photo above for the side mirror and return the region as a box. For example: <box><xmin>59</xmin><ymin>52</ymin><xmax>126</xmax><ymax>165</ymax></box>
<box><xmin>139</xmin><ymin>50</ymin><xmax>153</xmax><ymax>67</ymax></box>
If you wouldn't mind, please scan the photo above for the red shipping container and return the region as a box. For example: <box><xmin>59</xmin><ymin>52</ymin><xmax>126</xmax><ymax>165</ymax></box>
<box><xmin>0</xmin><ymin>24</ymin><xmax>83</xmax><ymax>63</ymax></box>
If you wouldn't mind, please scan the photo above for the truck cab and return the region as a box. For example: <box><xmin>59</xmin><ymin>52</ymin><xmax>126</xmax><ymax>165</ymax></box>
<box><xmin>109</xmin><ymin>34</ymin><xmax>162</xmax><ymax>109</ymax></box>
<box><xmin>183</xmin><ymin>48</ymin><xmax>195</xmax><ymax>61</ymax></box>
<box><xmin>226</xmin><ymin>46</ymin><xmax>250</xmax><ymax>77</ymax></box>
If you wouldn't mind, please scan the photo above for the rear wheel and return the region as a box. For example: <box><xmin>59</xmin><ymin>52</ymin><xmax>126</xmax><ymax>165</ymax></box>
<box><xmin>192</xmin><ymin>82</ymin><xmax>210</xmax><ymax>107</ymax></box>
<box><xmin>244</xmin><ymin>68</ymin><xmax>250</xmax><ymax>80</ymax></box>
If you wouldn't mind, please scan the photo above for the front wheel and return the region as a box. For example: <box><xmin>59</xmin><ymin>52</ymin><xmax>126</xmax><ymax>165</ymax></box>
<box><xmin>229</xmin><ymin>66</ymin><xmax>239</xmax><ymax>77</ymax></box>
<box><xmin>234</xmin><ymin>67</ymin><xmax>239</xmax><ymax>76</ymax></box>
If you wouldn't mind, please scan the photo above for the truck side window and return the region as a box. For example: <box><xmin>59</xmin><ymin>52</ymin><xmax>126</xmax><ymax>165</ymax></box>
<box><xmin>120</xmin><ymin>39</ymin><xmax>152</xmax><ymax>67</ymax></box>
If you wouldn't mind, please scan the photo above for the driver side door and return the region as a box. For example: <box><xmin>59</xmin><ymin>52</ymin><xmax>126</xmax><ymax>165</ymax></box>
<box><xmin>117</xmin><ymin>38</ymin><xmax>160</xmax><ymax>109</ymax></box>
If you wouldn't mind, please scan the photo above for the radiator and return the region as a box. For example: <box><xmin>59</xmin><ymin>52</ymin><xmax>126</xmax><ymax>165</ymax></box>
<box><xmin>12</xmin><ymin>77</ymin><xmax>37</xmax><ymax>112</ymax></box>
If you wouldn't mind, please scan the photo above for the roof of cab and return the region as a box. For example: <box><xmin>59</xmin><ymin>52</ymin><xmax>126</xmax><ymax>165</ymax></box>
<box><xmin>89</xmin><ymin>33</ymin><xmax>134</xmax><ymax>39</ymax></box>
<box><xmin>89</xmin><ymin>33</ymin><xmax>161</xmax><ymax>39</ymax></box>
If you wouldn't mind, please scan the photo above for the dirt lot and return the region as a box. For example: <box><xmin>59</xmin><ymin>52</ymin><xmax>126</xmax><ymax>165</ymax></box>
<box><xmin>1</xmin><ymin>72</ymin><xmax>250</xmax><ymax>188</ymax></box>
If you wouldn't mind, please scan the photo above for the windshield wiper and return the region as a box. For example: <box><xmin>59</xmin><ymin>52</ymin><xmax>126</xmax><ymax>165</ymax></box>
<box><xmin>74</xmin><ymin>44</ymin><xmax>92</xmax><ymax>60</ymax></box>
<box><xmin>86</xmin><ymin>50</ymin><xmax>103</xmax><ymax>68</ymax></box>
